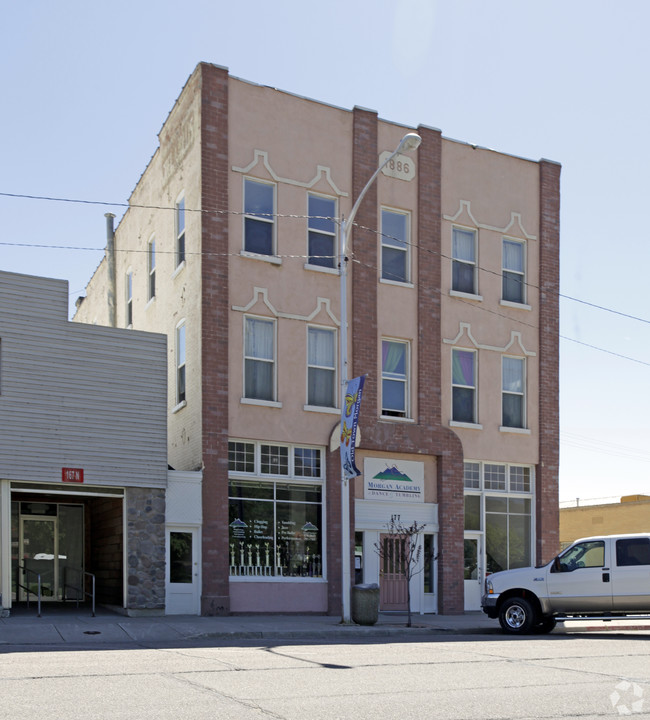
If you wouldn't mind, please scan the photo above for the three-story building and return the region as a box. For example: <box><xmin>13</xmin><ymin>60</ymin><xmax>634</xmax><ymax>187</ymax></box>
<box><xmin>75</xmin><ymin>62</ymin><xmax>560</xmax><ymax>615</ymax></box>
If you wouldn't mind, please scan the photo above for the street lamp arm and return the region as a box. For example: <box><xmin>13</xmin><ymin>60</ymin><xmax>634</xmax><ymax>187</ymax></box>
<box><xmin>341</xmin><ymin>132</ymin><xmax>421</xmax><ymax>253</ymax></box>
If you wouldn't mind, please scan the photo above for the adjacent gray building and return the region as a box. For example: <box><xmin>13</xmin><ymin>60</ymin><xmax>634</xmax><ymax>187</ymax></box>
<box><xmin>0</xmin><ymin>270</ymin><xmax>169</xmax><ymax>615</ymax></box>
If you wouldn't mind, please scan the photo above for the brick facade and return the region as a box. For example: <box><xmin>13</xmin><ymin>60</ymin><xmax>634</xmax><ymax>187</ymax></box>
<box><xmin>199</xmin><ymin>64</ymin><xmax>231</xmax><ymax>615</ymax></box>
<box><xmin>537</xmin><ymin>160</ymin><xmax>561</xmax><ymax>565</ymax></box>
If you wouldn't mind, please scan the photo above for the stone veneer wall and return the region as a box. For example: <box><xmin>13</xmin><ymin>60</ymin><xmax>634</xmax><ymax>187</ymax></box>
<box><xmin>125</xmin><ymin>487</ymin><xmax>166</xmax><ymax>612</ymax></box>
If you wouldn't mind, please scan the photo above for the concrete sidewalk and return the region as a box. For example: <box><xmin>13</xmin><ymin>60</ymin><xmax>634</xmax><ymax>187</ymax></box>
<box><xmin>0</xmin><ymin>607</ymin><xmax>497</xmax><ymax>646</ymax></box>
<box><xmin>2</xmin><ymin>607</ymin><xmax>649</xmax><ymax>646</ymax></box>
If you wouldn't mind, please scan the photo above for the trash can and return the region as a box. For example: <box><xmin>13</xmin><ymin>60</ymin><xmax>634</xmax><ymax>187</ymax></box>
<box><xmin>351</xmin><ymin>583</ymin><xmax>380</xmax><ymax>626</ymax></box>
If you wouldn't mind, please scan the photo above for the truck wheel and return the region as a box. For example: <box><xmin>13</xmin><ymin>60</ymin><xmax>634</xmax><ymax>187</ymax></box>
<box><xmin>534</xmin><ymin>616</ymin><xmax>557</xmax><ymax>634</ymax></box>
<box><xmin>499</xmin><ymin>597</ymin><xmax>536</xmax><ymax>634</ymax></box>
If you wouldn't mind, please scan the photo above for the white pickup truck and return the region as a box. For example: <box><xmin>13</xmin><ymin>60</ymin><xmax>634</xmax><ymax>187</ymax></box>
<box><xmin>482</xmin><ymin>533</ymin><xmax>650</xmax><ymax>634</ymax></box>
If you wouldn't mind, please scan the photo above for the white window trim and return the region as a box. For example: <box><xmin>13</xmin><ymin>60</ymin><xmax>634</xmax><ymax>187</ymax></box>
<box><xmin>451</xmin><ymin>347</ymin><xmax>477</xmax><ymax>425</ymax></box>
<box><xmin>175</xmin><ymin>319</ymin><xmax>186</xmax><ymax>408</ymax></box>
<box><xmin>451</xmin><ymin>225</ymin><xmax>479</xmax><ymax>297</ymax></box>
<box><xmin>242</xmin><ymin>315</ymin><xmax>278</xmax><ymax>405</ymax></box>
<box><xmin>125</xmin><ymin>268</ymin><xmax>134</xmax><ymax>328</ymax></box>
<box><xmin>147</xmin><ymin>234</ymin><xmax>156</xmax><ymax>303</ymax></box>
<box><xmin>501</xmin><ymin>236</ymin><xmax>527</xmax><ymax>305</ymax></box>
<box><xmin>175</xmin><ymin>193</ymin><xmax>186</xmax><ymax>270</ymax></box>
<box><xmin>381</xmin><ymin>337</ymin><xmax>410</xmax><ymax>419</ymax></box>
<box><xmin>305</xmin><ymin>192</ymin><xmax>337</xmax><ymax>271</ymax></box>
<box><xmin>306</xmin><ymin>324</ymin><xmax>337</xmax><ymax>411</ymax></box>
<box><xmin>501</xmin><ymin>355</ymin><xmax>526</xmax><ymax>431</ymax></box>
<box><xmin>243</xmin><ymin>177</ymin><xmax>277</xmax><ymax>257</ymax></box>
<box><xmin>380</xmin><ymin>206</ymin><xmax>411</xmax><ymax>284</ymax></box>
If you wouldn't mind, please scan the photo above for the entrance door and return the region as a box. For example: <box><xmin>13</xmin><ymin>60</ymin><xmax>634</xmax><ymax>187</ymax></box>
<box><xmin>464</xmin><ymin>533</ymin><xmax>483</xmax><ymax>611</ymax></box>
<box><xmin>379</xmin><ymin>534</ymin><xmax>408</xmax><ymax>611</ymax></box>
<box><xmin>19</xmin><ymin>517</ymin><xmax>58</xmax><ymax>600</ymax></box>
<box><xmin>166</xmin><ymin>528</ymin><xmax>200</xmax><ymax>614</ymax></box>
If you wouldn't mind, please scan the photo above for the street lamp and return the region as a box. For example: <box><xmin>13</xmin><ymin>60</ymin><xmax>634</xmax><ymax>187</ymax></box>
<box><xmin>339</xmin><ymin>131</ymin><xmax>422</xmax><ymax>623</ymax></box>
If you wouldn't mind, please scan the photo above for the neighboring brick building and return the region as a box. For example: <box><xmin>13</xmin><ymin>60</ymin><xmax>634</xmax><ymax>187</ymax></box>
<box><xmin>75</xmin><ymin>62</ymin><xmax>560</xmax><ymax>615</ymax></box>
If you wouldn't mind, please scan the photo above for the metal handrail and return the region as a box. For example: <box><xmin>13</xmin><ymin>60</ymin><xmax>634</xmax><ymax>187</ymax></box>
<box><xmin>16</xmin><ymin>563</ymin><xmax>42</xmax><ymax>617</ymax></box>
<box><xmin>63</xmin><ymin>567</ymin><xmax>96</xmax><ymax>616</ymax></box>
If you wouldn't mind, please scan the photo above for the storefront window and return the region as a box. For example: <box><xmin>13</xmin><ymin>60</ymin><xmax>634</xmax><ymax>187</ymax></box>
<box><xmin>228</xmin><ymin>480</ymin><xmax>322</xmax><ymax>578</ymax></box>
<box><xmin>464</xmin><ymin>461</ymin><xmax>533</xmax><ymax>574</ymax></box>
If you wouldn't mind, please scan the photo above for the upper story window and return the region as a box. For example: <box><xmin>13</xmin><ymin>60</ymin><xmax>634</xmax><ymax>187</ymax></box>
<box><xmin>307</xmin><ymin>326</ymin><xmax>336</xmax><ymax>408</ymax></box>
<box><xmin>381</xmin><ymin>208</ymin><xmax>410</xmax><ymax>283</ymax></box>
<box><xmin>452</xmin><ymin>227</ymin><xmax>477</xmax><ymax>295</ymax></box>
<box><xmin>176</xmin><ymin>197</ymin><xmax>186</xmax><ymax>267</ymax></box>
<box><xmin>176</xmin><ymin>321</ymin><xmax>186</xmax><ymax>405</ymax></box>
<box><xmin>147</xmin><ymin>237</ymin><xmax>156</xmax><ymax>301</ymax></box>
<box><xmin>381</xmin><ymin>339</ymin><xmax>409</xmax><ymax>418</ymax></box>
<box><xmin>126</xmin><ymin>270</ymin><xmax>133</xmax><ymax>327</ymax></box>
<box><xmin>228</xmin><ymin>441</ymin><xmax>324</xmax><ymax>480</ymax></box>
<box><xmin>244</xmin><ymin>316</ymin><xmax>275</xmax><ymax>402</ymax></box>
<box><xmin>502</xmin><ymin>239</ymin><xmax>525</xmax><ymax>304</ymax></box>
<box><xmin>307</xmin><ymin>194</ymin><xmax>336</xmax><ymax>269</ymax></box>
<box><xmin>452</xmin><ymin>348</ymin><xmax>476</xmax><ymax>424</ymax></box>
<box><xmin>244</xmin><ymin>178</ymin><xmax>275</xmax><ymax>256</ymax></box>
<box><xmin>502</xmin><ymin>356</ymin><xmax>525</xmax><ymax>429</ymax></box>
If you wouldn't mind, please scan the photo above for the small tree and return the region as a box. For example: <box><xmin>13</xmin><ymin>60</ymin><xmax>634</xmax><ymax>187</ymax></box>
<box><xmin>375</xmin><ymin>514</ymin><xmax>429</xmax><ymax>627</ymax></box>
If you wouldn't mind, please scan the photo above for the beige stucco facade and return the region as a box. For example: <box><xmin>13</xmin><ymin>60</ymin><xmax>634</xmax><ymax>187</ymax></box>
<box><xmin>75</xmin><ymin>63</ymin><xmax>560</xmax><ymax>616</ymax></box>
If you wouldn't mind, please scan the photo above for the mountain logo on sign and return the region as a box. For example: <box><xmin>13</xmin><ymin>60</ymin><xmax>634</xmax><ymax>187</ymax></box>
<box><xmin>372</xmin><ymin>465</ymin><xmax>412</xmax><ymax>482</ymax></box>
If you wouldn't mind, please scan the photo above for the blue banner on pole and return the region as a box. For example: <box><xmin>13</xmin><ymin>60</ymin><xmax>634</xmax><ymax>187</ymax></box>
<box><xmin>340</xmin><ymin>375</ymin><xmax>365</xmax><ymax>480</ymax></box>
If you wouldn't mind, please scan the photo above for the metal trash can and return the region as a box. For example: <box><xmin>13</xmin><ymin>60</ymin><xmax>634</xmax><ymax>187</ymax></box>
<box><xmin>351</xmin><ymin>583</ymin><xmax>380</xmax><ymax>626</ymax></box>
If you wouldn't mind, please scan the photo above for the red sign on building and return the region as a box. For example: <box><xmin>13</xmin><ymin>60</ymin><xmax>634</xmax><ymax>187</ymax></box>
<box><xmin>62</xmin><ymin>467</ymin><xmax>84</xmax><ymax>483</ymax></box>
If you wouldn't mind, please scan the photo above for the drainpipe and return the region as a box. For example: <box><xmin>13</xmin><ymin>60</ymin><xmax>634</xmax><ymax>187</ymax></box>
<box><xmin>105</xmin><ymin>213</ymin><xmax>117</xmax><ymax>328</ymax></box>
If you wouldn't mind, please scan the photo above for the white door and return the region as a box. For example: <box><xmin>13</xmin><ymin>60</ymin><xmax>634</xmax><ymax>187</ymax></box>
<box><xmin>166</xmin><ymin>528</ymin><xmax>200</xmax><ymax>615</ymax></box>
<box><xmin>464</xmin><ymin>533</ymin><xmax>483</xmax><ymax>611</ymax></box>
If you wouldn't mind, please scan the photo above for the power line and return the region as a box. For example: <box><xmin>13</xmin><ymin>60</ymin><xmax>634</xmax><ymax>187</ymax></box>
<box><xmin>3</xmin><ymin>190</ymin><xmax>649</xmax><ymax>366</ymax></box>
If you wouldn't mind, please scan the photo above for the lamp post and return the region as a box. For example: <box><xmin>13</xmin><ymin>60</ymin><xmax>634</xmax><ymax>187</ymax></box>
<box><xmin>339</xmin><ymin>132</ymin><xmax>422</xmax><ymax>623</ymax></box>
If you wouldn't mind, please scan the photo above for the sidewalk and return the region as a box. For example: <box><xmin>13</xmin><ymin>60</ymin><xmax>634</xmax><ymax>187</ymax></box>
<box><xmin>1</xmin><ymin>607</ymin><xmax>649</xmax><ymax>646</ymax></box>
<box><xmin>0</xmin><ymin>607</ymin><xmax>496</xmax><ymax>646</ymax></box>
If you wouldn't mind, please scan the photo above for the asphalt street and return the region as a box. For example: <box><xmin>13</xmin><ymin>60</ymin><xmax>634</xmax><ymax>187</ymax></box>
<box><xmin>1</xmin><ymin>626</ymin><xmax>650</xmax><ymax>719</ymax></box>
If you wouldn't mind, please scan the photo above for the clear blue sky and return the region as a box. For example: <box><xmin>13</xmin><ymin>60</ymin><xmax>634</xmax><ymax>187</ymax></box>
<box><xmin>2</xmin><ymin>0</ymin><xmax>649</xmax><ymax>503</ymax></box>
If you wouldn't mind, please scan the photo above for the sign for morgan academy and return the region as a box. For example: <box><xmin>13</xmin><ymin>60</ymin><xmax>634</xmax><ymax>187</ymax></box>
<box><xmin>363</xmin><ymin>458</ymin><xmax>424</xmax><ymax>503</ymax></box>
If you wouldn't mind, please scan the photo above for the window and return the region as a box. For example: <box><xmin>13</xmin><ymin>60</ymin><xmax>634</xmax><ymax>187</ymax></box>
<box><xmin>229</xmin><ymin>441</ymin><xmax>255</xmax><ymax>473</ymax></box>
<box><xmin>452</xmin><ymin>349</ymin><xmax>476</xmax><ymax>423</ymax></box>
<box><xmin>227</xmin><ymin>441</ymin><xmax>325</xmax><ymax>579</ymax></box>
<box><xmin>484</xmin><ymin>464</ymin><xmax>506</xmax><ymax>491</ymax></box>
<box><xmin>616</xmin><ymin>538</ymin><xmax>650</xmax><ymax>566</ymax></box>
<box><xmin>307</xmin><ymin>327</ymin><xmax>336</xmax><ymax>407</ymax></box>
<box><xmin>502</xmin><ymin>357</ymin><xmax>525</xmax><ymax>428</ymax></box>
<box><xmin>382</xmin><ymin>339</ymin><xmax>408</xmax><ymax>417</ymax></box>
<box><xmin>464</xmin><ymin>461</ymin><xmax>534</xmax><ymax>572</ymax></box>
<box><xmin>486</xmin><ymin>496</ymin><xmax>532</xmax><ymax>572</ymax></box>
<box><xmin>503</xmin><ymin>239</ymin><xmax>525</xmax><ymax>303</ymax></box>
<box><xmin>244</xmin><ymin>317</ymin><xmax>275</xmax><ymax>401</ymax></box>
<box><xmin>244</xmin><ymin>178</ymin><xmax>275</xmax><ymax>255</ymax></box>
<box><xmin>307</xmin><ymin>194</ymin><xmax>336</xmax><ymax>268</ymax></box>
<box><xmin>555</xmin><ymin>541</ymin><xmax>605</xmax><ymax>572</ymax></box>
<box><xmin>147</xmin><ymin>237</ymin><xmax>156</xmax><ymax>301</ymax></box>
<box><xmin>381</xmin><ymin>209</ymin><xmax>409</xmax><ymax>283</ymax></box>
<box><xmin>176</xmin><ymin>198</ymin><xmax>186</xmax><ymax>267</ymax></box>
<box><xmin>452</xmin><ymin>227</ymin><xmax>477</xmax><ymax>294</ymax></box>
<box><xmin>126</xmin><ymin>271</ymin><xmax>133</xmax><ymax>327</ymax></box>
<box><xmin>176</xmin><ymin>322</ymin><xmax>186</xmax><ymax>405</ymax></box>
<box><xmin>463</xmin><ymin>462</ymin><xmax>481</xmax><ymax>489</ymax></box>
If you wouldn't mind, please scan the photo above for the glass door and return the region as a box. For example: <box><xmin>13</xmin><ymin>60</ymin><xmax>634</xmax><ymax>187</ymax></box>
<box><xmin>464</xmin><ymin>533</ymin><xmax>484</xmax><ymax>611</ymax></box>
<box><xmin>166</xmin><ymin>528</ymin><xmax>200</xmax><ymax>614</ymax></box>
<box><xmin>19</xmin><ymin>517</ymin><xmax>58</xmax><ymax>601</ymax></box>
